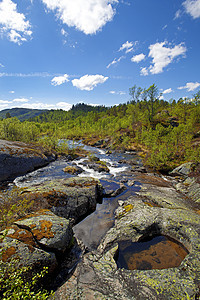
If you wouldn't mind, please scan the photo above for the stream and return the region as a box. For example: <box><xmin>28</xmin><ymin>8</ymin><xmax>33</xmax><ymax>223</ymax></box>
<box><xmin>14</xmin><ymin>142</ymin><xmax>143</xmax><ymax>250</ymax></box>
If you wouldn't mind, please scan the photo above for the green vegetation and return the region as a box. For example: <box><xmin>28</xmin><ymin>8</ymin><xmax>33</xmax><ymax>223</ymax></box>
<box><xmin>0</xmin><ymin>259</ymin><xmax>53</xmax><ymax>299</ymax></box>
<box><xmin>0</xmin><ymin>108</ymin><xmax>47</xmax><ymax>121</ymax></box>
<box><xmin>0</xmin><ymin>89</ymin><xmax>199</xmax><ymax>171</ymax></box>
<box><xmin>0</xmin><ymin>187</ymin><xmax>54</xmax><ymax>299</ymax></box>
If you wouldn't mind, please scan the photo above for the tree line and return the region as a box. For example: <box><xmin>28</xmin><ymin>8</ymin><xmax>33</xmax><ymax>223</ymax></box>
<box><xmin>0</xmin><ymin>85</ymin><xmax>199</xmax><ymax>171</ymax></box>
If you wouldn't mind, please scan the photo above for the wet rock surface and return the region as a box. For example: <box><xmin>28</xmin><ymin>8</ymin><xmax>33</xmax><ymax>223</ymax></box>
<box><xmin>0</xmin><ymin>139</ymin><xmax>55</xmax><ymax>182</ymax></box>
<box><xmin>81</xmin><ymin>159</ymin><xmax>110</xmax><ymax>173</ymax></box>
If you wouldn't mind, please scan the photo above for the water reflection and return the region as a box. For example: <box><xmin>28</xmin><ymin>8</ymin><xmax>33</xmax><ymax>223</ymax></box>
<box><xmin>116</xmin><ymin>236</ymin><xmax>189</xmax><ymax>270</ymax></box>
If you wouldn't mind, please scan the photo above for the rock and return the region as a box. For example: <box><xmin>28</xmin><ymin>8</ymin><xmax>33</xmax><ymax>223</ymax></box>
<box><xmin>0</xmin><ymin>209</ymin><xmax>75</xmax><ymax>279</ymax></box>
<box><xmin>135</xmin><ymin>178</ymin><xmax>194</xmax><ymax>209</ymax></box>
<box><xmin>56</xmin><ymin>196</ymin><xmax>200</xmax><ymax>299</ymax></box>
<box><xmin>22</xmin><ymin>177</ymin><xmax>104</xmax><ymax>223</ymax></box>
<box><xmin>82</xmin><ymin>159</ymin><xmax>110</xmax><ymax>173</ymax></box>
<box><xmin>170</xmin><ymin>162</ymin><xmax>195</xmax><ymax>177</ymax></box>
<box><xmin>0</xmin><ymin>236</ymin><xmax>57</xmax><ymax>274</ymax></box>
<box><xmin>131</xmin><ymin>166</ymin><xmax>147</xmax><ymax>173</ymax></box>
<box><xmin>14</xmin><ymin>210</ymin><xmax>73</xmax><ymax>253</ymax></box>
<box><xmin>103</xmin><ymin>184</ymin><xmax>127</xmax><ymax>198</ymax></box>
<box><xmin>63</xmin><ymin>165</ymin><xmax>83</xmax><ymax>175</ymax></box>
<box><xmin>175</xmin><ymin>177</ymin><xmax>200</xmax><ymax>204</ymax></box>
<box><xmin>0</xmin><ymin>139</ymin><xmax>55</xmax><ymax>182</ymax></box>
<box><xmin>110</xmin><ymin>184</ymin><xmax>127</xmax><ymax>197</ymax></box>
<box><xmin>127</xmin><ymin>180</ymin><xmax>135</xmax><ymax>186</ymax></box>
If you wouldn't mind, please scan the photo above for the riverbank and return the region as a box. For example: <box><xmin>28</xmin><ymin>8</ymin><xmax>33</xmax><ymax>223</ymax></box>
<box><xmin>0</xmin><ymin>139</ymin><xmax>200</xmax><ymax>299</ymax></box>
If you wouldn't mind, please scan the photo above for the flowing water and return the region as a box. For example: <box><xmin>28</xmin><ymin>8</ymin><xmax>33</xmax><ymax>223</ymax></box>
<box><xmin>13</xmin><ymin>142</ymin><xmax>189</xmax><ymax>268</ymax></box>
<box><xmin>14</xmin><ymin>142</ymin><xmax>142</xmax><ymax>250</ymax></box>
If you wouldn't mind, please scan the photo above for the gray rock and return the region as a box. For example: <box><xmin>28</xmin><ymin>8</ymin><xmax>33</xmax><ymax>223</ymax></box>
<box><xmin>22</xmin><ymin>177</ymin><xmax>104</xmax><ymax>223</ymax></box>
<box><xmin>0</xmin><ymin>236</ymin><xmax>57</xmax><ymax>276</ymax></box>
<box><xmin>56</xmin><ymin>196</ymin><xmax>200</xmax><ymax>299</ymax></box>
<box><xmin>175</xmin><ymin>177</ymin><xmax>200</xmax><ymax>203</ymax></box>
<box><xmin>0</xmin><ymin>139</ymin><xmax>55</xmax><ymax>182</ymax></box>
<box><xmin>170</xmin><ymin>162</ymin><xmax>195</xmax><ymax>177</ymax></box>
<box><xmin>15</xmin><ymin>210</ymin><xmax>73</xmax><ymax>253</ymax></box>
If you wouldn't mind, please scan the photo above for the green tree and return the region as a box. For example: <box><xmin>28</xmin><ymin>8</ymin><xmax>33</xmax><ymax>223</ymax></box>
<box><xmin>146</xmin><ymin>84</ymin><xmax>159</xmax><ymax>122</ymax></box>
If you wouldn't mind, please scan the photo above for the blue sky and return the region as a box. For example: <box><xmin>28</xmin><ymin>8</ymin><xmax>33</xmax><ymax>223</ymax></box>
<box><xmin>0</xmin><ymin>0</ymin><xmax>200</xmax><ymax>111</ymax></box>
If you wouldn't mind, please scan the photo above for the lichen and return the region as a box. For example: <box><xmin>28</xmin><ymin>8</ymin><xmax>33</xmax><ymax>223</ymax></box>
<box><xmin>32</xmin><ymin>220</ymin><xmax>55</xmax><ymax>240</ymax></box>
<box><xmin>1</xmin><ymin>246</ymin><xmax>16</xmax><ymax>262</ymax></box>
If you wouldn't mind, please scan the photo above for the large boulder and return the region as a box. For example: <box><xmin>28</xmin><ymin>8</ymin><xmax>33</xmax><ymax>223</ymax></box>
<box><xmin>0</xmin><ymin>140</ymin><xmax>55</xmax><ymax>182</ymax></box>
<box><xmin>14</xmin><ymin>209</ymin><xmax>73</xmax><ymax>253</ymax></box>
<box><xmin>0</xmin><ymin>210</ymin><xmax>73</xmax><ymax>276</ymax></box>
<box><xmin>22</xmin><ymin>177</ymin><xmax>104</xmax><ymax>223</ymax></box>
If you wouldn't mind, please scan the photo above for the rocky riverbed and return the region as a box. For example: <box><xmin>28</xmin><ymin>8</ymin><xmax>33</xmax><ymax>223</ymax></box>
<box><xmin>0</xmin><ymin>140</ymin><xmax>200</xmax><ymax>299</ymax></box>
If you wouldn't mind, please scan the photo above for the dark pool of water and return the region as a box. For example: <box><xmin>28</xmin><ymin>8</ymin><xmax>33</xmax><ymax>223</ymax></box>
<box><xmin>115</xmin><ymin>235</ymin><xmax>189</xmax><ymax>270</ymax></box>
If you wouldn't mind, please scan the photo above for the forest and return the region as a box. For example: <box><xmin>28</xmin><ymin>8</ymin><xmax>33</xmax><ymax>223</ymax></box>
<box><xmin>0</xmin><ymin>84</ymin><xmax>200</xmax><ymax>172</ymax></box>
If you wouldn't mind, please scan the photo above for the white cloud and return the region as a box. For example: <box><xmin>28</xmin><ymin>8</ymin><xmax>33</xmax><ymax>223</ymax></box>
<box><xmin>72</xmin><ymin>74</ymin><xmax>108</xmax><ymax>91</ymax></box>
<box><xmin>55</xmin><ymin>102</ymin><xmax>72</xmax><ymax>110</ymax></box>
<box><xmin>119</xmin><ymin>41</ymin><xmax>134</xmax><ymax>53</ymax></box>
<box><xmin>61</xmin><ymin>28</ymin><xmax>68</xmax><ymax>36</ymax></box>
<box><xmin>178</xmin><ymin>82</ymin><xmax>200</xmax><ymax>91</ymax></box>
<box><xmin>0</xmin><ymin>72</ymin><xmax>55</xmax><ymax>78</ymax></box>
<box><xmin>0</xmin><ymin>63</ymin><xmax>4</xmax><ymax>68</ymax></box>
<box><xmin>131</xmin><ymin>53</ymin><xmax>145</xmax><ymax>63</ymax></box>
<box><xmin>109</xmin><ymin>90</ymin><xmax>126</xmax><ymax>95</ymax></box>
<box><xmin>0</xmin><ymin>99</ymin><xmax>11</xmax><ymax>104</ymax></box>
<box><xmin>51</xmin><ymin>74</ymin><xmax>69</xmax><ymax>86</ymax></box>
<box><xmin>159</xmin><ymin>95</ymin><xmax>164</xmax><ymax>100</ymax></box>
<box><xmin>174</xmin><ymin>9</ymin><xmax>182</xmax><ymax>19</ymax></box>
<box><xmin>148</xmin><ymin>41</ymin><xmax>186</xmax><ymax>74</ymax></box>
<box><xmin>0</xmin><ymin>104</ymin><xmax>9</xmax><ymax>110</ymax></box>
<box><xmin>9</xmin><ymin>91</ymin><xmax>15</xmax><ymax>94</ymax></box>
<box><xmin>41</xmin><ymin>0</ymin><xmax>118</xmax><ymax>35</ymax></box>
<box><xmin>12</xmin><ymin>98</ymin><xmax>29</xmax><ymax>103</ymax></box>
<box><xmin>162</xmin><ymin>88</ymin><xmax>173</xmax><ymax>94</ymax></box>
<box><xmin>0</xmin><ymin>0</ymin><xmax>32</xmax><ymax>44</ymax></box>
<box><xmin>183</xmin><ymin>0</ymin><xmax>200</xmax><ymax>19</ymax></box>
<box><xmin>106</xmin><ymin>56</ymin><xmax>124</xmax><ymax>68</ymax></box>
<box><xmin>16</xmin><ymin>101</ymin><xmax>72</xmax><ymax>111</ymax></box>
<box><xmin>140</xmin><ymin>67</ymin><xmax>148</xmax><ymax>76</ymax></box>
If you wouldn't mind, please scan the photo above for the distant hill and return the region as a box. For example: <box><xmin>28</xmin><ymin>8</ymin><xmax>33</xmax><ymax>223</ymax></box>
<box><xmin>31</xmin><ymin>103</ymin><xmax>108</xmax><ymax>123</ymax></box>
<box><xmin>0</xmin><ymin>108</ymin><xmax>48</xmax><ymax>121</ymax></box>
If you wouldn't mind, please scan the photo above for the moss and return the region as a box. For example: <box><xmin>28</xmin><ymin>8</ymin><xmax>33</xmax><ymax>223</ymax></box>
<box><xmin>124</xmin><ymin>204</ymin><xmax>134</xmax><ymax>212</ymax></box>
<box><xmin>117</xmin><ymin>204</ymin><xmax>134</xmax><ymax>219</ymax></box>
<box><xmin>63</xmin><ymin>166</ymin><xmax>79</xmax><ymax>174</ymax></box>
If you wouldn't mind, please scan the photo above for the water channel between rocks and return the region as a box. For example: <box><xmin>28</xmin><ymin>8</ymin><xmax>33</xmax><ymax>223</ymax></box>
<box><xmin>13</xmin><ymin>142</ymin><xmax>189</xmax><ymax>272</ymax></box>
<box><xmin>14</xmin><ymin>142</ymin><xmax>142</xmax><ymax>250</ymax></box>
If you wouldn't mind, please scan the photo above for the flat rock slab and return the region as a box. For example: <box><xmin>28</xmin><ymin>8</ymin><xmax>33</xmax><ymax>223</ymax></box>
<box><xmin>23</xmin><ymin>177</ymin><xmax>104</xmax><ymax>223</ymax></box>
<box><xmin>133</xmin><ymin>173</ymin><xmax>195</xmax><ymax>210</ymax></box>
<box><xmin>15</xmin><ymin>210</ymin><xmax>73</xmax><ymax>253</ymax></box>
<box><xmin>0</xmin><ymin>139</ymin><xmax>55</xmax><ymax>182</ymax></box>
<box><xmin>55</xmin><ymin>196</ymin><xmax>200</xmax><ymax>299</ymax></box>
